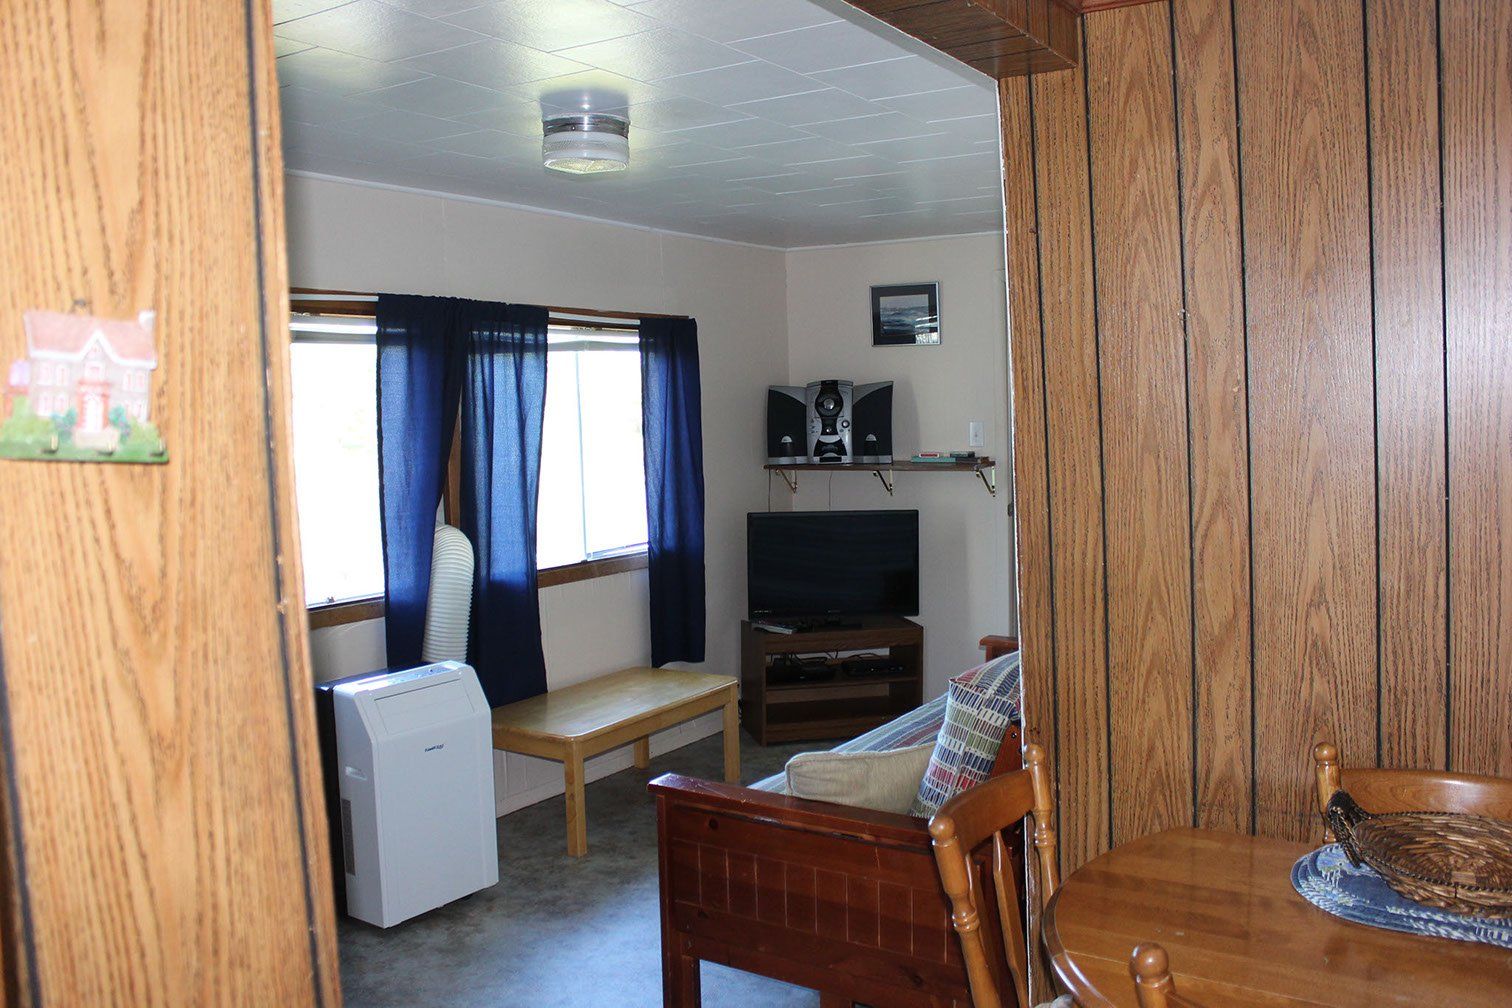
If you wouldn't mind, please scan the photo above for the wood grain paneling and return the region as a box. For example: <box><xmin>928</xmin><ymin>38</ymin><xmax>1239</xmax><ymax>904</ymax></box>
<box><xmin>1442</xmin><ymin>0</ymin><xmax>1512</xmax><ymax>778</ymax></box>
<box><xmin>1367</xmin><ymin>0</ymin><xmax>1448</xmax><ymax>771</ymax></box>
<box><xmin>1030</xmin><ymin>61</ymin><xmax>1110</xmax><ymax>868</ymax></box>
<box><xmin>0</xmin><ymin>0</ymin><xmax>338</xmax><ymax>1002</ymax></box>
<box><xmin>1085</xmin><ymin>4</ymin><xmax>1194</xmax><ymax>844</ymax></box>
<box><xmin>1171</xmin><ymin>0</ymin><xmax>1252</xmax><ymax>834</ymax></box>
<box><xmin>997</xmin><ymin>0</ymin><xmax>1510</xmax><ymax>866</ymax></box>
<box><xmin>1234</xmin><ymin>0</ymin><xmax>1377</xmax><ymax>841</ymax></box>
<box><xmin>1000</xmin><ymin>75</ymin><xmax>1060</xmax><ymax>853</ymax></box>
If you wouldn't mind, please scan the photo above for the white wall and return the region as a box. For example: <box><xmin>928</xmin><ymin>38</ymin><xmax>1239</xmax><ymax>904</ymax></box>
<box><xmin>288</xmin><ymin>176</ymin><xmax>1017</xmax><ymax>814</ymax></box>
<box><xmin>784</xmin><ymin>234</ymin><xmax>1016</xmax><ymax>697</ymax></box>
<box><xmin>287</xmin><ymin>174</ymin><xmax>790</xmax><ymax>813</ymax></box>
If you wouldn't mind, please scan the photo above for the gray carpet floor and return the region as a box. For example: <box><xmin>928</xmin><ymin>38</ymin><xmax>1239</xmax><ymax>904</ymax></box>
<box><xmin>338</xmin><ymin>732</ymin><xmax>827</xmax><ymax>1007</ymax></box>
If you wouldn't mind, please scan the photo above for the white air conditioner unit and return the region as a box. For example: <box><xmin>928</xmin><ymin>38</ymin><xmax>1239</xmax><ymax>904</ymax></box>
<box><xmin>332</xmin><ymin>661</ymin><xmax>497</xmax><ymax>927</ymax></box>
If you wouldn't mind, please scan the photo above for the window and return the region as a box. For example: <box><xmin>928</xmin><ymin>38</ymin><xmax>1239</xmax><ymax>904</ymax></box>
<box><xmin>537</xmin><ymin>327</ymin><xmax>647</xmax><ymax>569</ymax></box>
<box><xmin>288</xmin><ymin>321</ymin><xmax>383</xmax><ymax>608</ymax></box>
<box><xmin>288</xmin><ymin>310</ymin><xmax>648</xmax><ymax>612</ymax></box>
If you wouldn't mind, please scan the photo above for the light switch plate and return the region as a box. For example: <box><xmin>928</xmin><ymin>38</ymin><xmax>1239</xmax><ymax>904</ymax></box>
<box><xmin>968</xmin><ymin>421</ymin><xmax>984</xmax><ymax>448</ymax></box>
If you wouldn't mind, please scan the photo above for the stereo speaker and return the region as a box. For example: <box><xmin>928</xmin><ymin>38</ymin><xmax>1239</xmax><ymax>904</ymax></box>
<box><xmin>765</xmin><ymin>386</ymin><xmax>808</xmax><ymax>464</ymax></box>
<box><xmin>851</xmin><ymin>381</ymin><xmax>893</xmax><ymax>464</ymax></box>
<box><xmin>805</xmin><ymin>379</ymin><xmax>853</xmax><ymax>462</ymax></box>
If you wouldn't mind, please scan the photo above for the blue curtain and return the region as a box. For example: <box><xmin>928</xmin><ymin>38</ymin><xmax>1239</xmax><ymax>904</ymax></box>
<box><xmin>376</xmin><ymin>294</ymin><xmax>467</xmax><ymax>668</ymax></box>
<box><xmin>460</xmin><ymin>303</ymin><xmax>550</xmax><ymax>706</ymax></box>
<box><xmin>639</xmin><ymin>317</ymin><xmax>706</xmax><ymax>666</ymax></box>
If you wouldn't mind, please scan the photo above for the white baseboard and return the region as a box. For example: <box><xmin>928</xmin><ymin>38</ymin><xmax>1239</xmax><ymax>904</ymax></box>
<box><xmin>492</xmin><ymin>711</ymin><xmax>723</xmax><ymax>817</ymax></box>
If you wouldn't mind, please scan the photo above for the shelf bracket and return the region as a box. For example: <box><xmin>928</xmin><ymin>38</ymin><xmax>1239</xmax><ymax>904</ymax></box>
<box><xmin>873</xmin><ymin>469</ymin><xmax>895</xmax><ymax>496</ymax></box>
<box><xmin>976</xmin><ymin>467</ymin><xmax>997</xmax><ymax>497</ymax></box>
<box><xmin>775</xmin><ymin>468</ymin><xmax>798</xmax><ymax>494</ymax></box>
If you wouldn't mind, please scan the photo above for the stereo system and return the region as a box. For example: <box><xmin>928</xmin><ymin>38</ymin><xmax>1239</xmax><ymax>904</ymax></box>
<box><xmin>767</xmin><ymin>379</ymin><xmax>893</xmax><ymax>465</ymax></box>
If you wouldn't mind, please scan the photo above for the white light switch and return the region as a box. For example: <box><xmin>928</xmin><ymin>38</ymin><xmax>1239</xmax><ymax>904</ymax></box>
<box><xmin>968</xmin><ymin>421</ymin><xmax>984</xmax><ymax>448</ymax></box>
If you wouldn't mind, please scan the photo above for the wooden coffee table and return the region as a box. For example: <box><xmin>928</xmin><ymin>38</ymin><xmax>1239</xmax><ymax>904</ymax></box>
<box><xmin>491</xmin><ymin>667</ymin><xmax>739</xmax><ymax>856</ymax></box>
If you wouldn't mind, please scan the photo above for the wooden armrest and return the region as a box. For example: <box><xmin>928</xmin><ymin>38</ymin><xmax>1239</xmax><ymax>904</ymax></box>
<box><xmin>648</xmin><ymin>773</ymin><xmax>930</xmax><ymax>848</ymax></box>
<box><xmin>979</xmin><ymin>635</ymin><xmax>1019</xmax><ymax>659</ymax></box>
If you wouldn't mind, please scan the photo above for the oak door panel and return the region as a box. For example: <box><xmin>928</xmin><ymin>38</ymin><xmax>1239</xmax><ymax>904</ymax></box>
<box><xmin>0</xmin><ymin>1</ymin><xmax>338</xmax><ymax>1003</ymax></box>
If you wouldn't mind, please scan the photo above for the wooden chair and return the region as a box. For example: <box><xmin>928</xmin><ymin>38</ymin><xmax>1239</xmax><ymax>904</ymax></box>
<box><xmin>1313</xmin><ymin>742</ymin><xmax>1512</xmax><ymax>841</ymax></box>
<box><xmin>928</xmin><ymin>743</ymin><xmax>1058</xmax><ymax>1008</ymax></box>
<box><xmin>1130</xmin><ymin>944</ymin><xmax>1203</xmax><ymax>1008</ymax></box>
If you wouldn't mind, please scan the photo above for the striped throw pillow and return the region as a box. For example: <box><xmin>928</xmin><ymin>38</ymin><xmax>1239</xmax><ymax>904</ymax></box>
<box><xmin>909</xmin><ymin>652</ymin><xmax>1023</xmax><ymax>819</ymax></box>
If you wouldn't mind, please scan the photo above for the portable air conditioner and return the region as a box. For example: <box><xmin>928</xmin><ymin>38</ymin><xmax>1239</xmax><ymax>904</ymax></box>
<box><xmin>330</xmin><ymin>661</ymin><xmax>497</xmax><ymax>927</ymax></box>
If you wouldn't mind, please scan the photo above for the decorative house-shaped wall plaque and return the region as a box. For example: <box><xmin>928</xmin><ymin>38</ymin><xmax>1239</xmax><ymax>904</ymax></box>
<box><xmin>1</xmin><ymin>309</ymin><xmax>167</xmax><ymax>463</ymax></box>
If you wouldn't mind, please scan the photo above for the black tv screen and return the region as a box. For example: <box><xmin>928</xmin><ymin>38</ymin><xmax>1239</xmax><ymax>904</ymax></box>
<box><xmin>747</xmin><ymin>510</ymin><xmax>920</xmax><ymax>618</ymax></box>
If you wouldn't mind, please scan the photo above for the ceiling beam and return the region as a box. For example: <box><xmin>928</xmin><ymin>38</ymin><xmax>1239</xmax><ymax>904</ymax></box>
<box><xmin>845</xmin><ymin>0</ymin><xmax>1165</xmax><ymax>79</ymax></box>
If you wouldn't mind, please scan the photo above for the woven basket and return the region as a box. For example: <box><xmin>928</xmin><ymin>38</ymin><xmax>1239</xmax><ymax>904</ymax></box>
<box><xmin>1325</xmin><ymin>791</ymin><xmax>1512</xmax><ymax>918</ymax></box>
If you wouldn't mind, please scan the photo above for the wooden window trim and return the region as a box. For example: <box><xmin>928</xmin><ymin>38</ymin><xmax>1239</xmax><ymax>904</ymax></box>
<box><xmin>537</xmin><ymin>550</ymin><xmax>648</xmax><ymax>588</ymax></box>
<box><xmin>304</xmin><ymin>552</ymin><xmax>649</xmax><ymax>627</ymax></box>
<box><xmin>308</xmin><ymin>598</ymin><xmax>385</xmax><ymax>629</ymax></box>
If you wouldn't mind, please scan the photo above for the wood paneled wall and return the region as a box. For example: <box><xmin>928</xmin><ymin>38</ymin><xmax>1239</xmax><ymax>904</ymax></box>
<box><xmin>1002</xmin><ymin>0</ymin><xmax>1512</xmax><ymax>871</ymax></box>
<box><xmin>0</xmin><ymin>1</ymin><xmax>339</xmax><ymax>1002</ymax></box>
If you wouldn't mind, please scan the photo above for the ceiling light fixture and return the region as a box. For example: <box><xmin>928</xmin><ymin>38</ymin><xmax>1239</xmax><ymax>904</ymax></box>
<box><xmin>542</xmin><ymin>113</ymin><xmax>630</xmax><ymax>176</ymax></box>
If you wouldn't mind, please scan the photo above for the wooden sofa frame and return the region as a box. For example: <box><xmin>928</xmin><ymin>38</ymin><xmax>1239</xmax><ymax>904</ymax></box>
<box><xmin>649</xmin><ymin>636</ymin><xmax>1023</xmax><ymax>1008</ymax></box>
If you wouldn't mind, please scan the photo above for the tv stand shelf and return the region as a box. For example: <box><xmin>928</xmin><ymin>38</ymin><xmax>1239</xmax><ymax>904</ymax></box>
<box><xmin>765</xmin><ymin>458</ymin><xmax>996</xmax><ymax>497</ymax></box>
<box><xmin>740</xmin><ymin>616</ymin><xmax>923</xmax><ymax>745</ymax></box>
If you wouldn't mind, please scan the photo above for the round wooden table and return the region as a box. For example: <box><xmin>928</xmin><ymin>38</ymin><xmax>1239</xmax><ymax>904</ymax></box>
<box><xmin>1043</xmin><ymin>827</ymin><xmax>1512</xmax><ymax>1006</ymax></box>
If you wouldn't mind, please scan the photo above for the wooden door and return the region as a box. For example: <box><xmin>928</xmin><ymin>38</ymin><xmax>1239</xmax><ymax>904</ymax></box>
<box><xmin>0</xmin><ymin>1</ymin><xmax>340</xmax><ymax>1004</ymax></box>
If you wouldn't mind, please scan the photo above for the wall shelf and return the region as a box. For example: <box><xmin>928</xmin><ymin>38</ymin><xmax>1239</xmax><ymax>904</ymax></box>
<box><xmin>765</xmin><ymin>457</ymin><xmax>997</xmax><ymax>497</ymax></box>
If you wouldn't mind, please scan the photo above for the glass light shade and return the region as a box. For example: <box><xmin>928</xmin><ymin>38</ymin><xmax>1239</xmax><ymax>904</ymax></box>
<box><xmin>542</xmin><ymin>114</ymin><xmax>630</xmax><ymax>175</ymax></box>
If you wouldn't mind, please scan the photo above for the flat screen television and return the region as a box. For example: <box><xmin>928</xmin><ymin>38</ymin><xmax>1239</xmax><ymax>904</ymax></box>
<box><xmin>747</xmin><ymin>510</ymin><xmax>920</xmax><ymax>619</ymax></box>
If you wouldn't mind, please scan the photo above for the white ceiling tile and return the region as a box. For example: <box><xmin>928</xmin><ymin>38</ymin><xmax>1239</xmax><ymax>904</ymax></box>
<box><xmin>731</xmin><ymin>22</ymin><xmax>911</xmax><ymax>74</ymax></box>
<box><xmin>555</xmin><ymin>29</ymin><xmax>747</xmax><ymax>83</ymax></box>
<box><xmin>274</xmin><ymin>36</ymin><xmax>315</xmax><ymax>58</ymax></box>
<box><xmin>881</xmin><ymin>86</ymin><xmax>997</xmax><ymax>123</ymax></box>
<box><xmin>856</xmin><ymin>131</ymin><xmax>986</xmax><ymax>162</ymax></box>
<box><xmin>624</xmin><ymin>96</ymin><xmax>745</xmax><ymax>132</ymax></box>
<box><xmin>382</xmin><ymin>0</ymin><xmax>485</xmax><ymax>15</ymax></box>
<box><xmin>279</xmin><ymin>85</ymin><xmax>389</xmax><ymax>126</ymax></box>
<box><xmin>658</xmin><ymin>61</ymin><xmax>820</xmax><ymax>106</ymax></box>
<box><xmin>444</xmin><ymin>0</ymin><xmax>654</xmax><ymax>51</ymax></box>
<box><xmin>277</xmin><ymin>1</ymin><xmax>485</xmax><ymax>61</ymax></box>
<box><xmin>513</xmin><ymin>68</ymin><xmax>671</xmax><ymax>115</ymax></box>
<box><xmin>815</xmin><ymin>56</ymin><xmax>982</xmax><ymax>101</ymax></box>
<box><xmin>277</xmin><ymin>46</ymin><xmax>431</xmax><ymax>95</ymax></box>
<box><xmin>272</xmin><ymin>0</ymin><xmax>350</xmax><ymax>25</ymax></box>
<box><xmin>433</xmin><ymin>129</ymin><xmax>529</xmax><ymax>159</ymax></box>
<box><xmin>731</xmin><ymin>87</ymin><xmax>877</xmax><ymax>127</ymax></box>
<box><xmin>400</xmin><ymin>39</ymin><xmax>589</xmax><ymax>91</ymax></box>
<box><xmin>801</xmin><ymin>112</ymin><xmax>942</xmax><ymax>145</ymax></box>
<box><xmin>626</xmin><ymin>0</ymin><xmax>839</xmax><ymax>44</ymax></box>
<box><xmin>666</xmin><ymin>117</ymin><xmax>805</xmax><ymax>150</ymax></box>
<box><xmin>339</xmin><ymin>107</ymin><xmax>478</xmax><ymax>143</ymax></box>
<box><xmin>364</xmin><ymin>75</ymin><xmax>515</xmax><ymax>117</ymax></box>
<box><xmin>276</xmin><ymin>0</ymin><xmax>1005</xmax><ymax>246</ymax></box>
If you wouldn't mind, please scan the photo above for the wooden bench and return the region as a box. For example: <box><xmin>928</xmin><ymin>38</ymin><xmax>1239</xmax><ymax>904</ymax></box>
<box><xmin>491</xmin><ymin>667</ymin><xmax>739</xmax><ymax>856</ymax></box>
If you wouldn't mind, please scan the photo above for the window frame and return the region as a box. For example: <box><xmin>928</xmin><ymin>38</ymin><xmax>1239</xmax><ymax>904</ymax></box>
<box><xmin>288</xmin><ymin>290</ymin><xmax>658</xmax><ymax>628</ymax></box>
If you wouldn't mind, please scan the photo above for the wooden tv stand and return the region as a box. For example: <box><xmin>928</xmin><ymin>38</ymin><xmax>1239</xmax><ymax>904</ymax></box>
<box><xmin>739</xmin><ymin>616</ymin><xmax>923</xmax><ymax>745</ymax></box>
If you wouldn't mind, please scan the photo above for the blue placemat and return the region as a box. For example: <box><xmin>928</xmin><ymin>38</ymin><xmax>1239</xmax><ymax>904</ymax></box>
<box><xmin>1292</xmin><ymin>844</ymin><xmax>1512</xmax><ymax>948</ymax></box>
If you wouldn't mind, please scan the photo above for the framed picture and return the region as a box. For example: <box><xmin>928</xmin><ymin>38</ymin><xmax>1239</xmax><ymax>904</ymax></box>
<box><xmin>871</xmin><ymin>283</ymin><xmax>940</xmax><ymax>346</ymax></box>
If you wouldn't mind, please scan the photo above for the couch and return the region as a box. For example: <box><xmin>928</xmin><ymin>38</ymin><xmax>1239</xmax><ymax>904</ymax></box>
<box><xmin>649</xmin><ymin>636</ymin><xmax>1023</xmax><ymax>1008</ymax></box>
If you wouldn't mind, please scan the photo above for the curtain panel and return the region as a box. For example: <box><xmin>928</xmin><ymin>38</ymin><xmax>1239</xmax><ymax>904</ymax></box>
<box><xmin>375</xmin><ymin>294</ymin><xmax>467</xmax><ymax>668</ymax></box>
<box><xmin>376</xmin><ymin>295</ymin><xmax>549</xmax><ymax>706</ymax></box>
<box><xmin>639</xmin><ymin>317</ymin><xmax>706</xmax><ymax>666</ymax></box>
<box><xmin>461</xmin><ymin>304</ymin><xmax>550</xmax><ymax>706</ymax></box>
